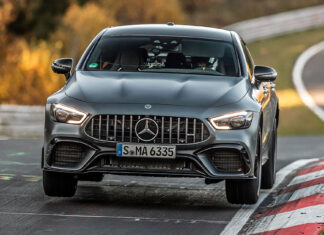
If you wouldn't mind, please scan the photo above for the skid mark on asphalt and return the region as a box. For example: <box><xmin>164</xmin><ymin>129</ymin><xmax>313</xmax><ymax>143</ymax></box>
<box><xmin>0</xmin><ymin>211</ymin><xmax>229</xmax><ymax>225</ymax></box>
<box><xmin>0</xmin><ymin>173</ymin><xmax>220</xmax><ymax>190</ymax></box>
<box><xmin>0</xmin><ymin>174</ymin><xmax>229</xmax><ymax>208</ymax></box>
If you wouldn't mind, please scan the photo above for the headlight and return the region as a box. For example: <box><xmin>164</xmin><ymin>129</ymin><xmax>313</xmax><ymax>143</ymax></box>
<box><xmin>50</xmin><ymin>104</ymin><xmax>87</xmax><ymax>124</ymax></box>
<box><xmin>208</xmin><ymin>111</ymin><xmax>253</xmax><ymax>130</ymax></box>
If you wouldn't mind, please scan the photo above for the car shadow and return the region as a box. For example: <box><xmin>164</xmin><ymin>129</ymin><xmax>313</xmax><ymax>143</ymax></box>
<box><xmin>49</xmin><ymin>178</ymin><xmax>240</xmax><ymax>211</ymax></box>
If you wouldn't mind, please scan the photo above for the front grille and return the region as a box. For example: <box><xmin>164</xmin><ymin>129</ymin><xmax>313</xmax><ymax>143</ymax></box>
<box><xmin>85</xmin><ymin>115</ymin><xmax>210</xmax><ymax>144</ymax></box>
<box><xmin>210</xmin><ymin>149</ymin><xmax>244</xmax><ymax>173</ymax></box>
<box><xmin>103</xmin><ymin>156</ymin><xmax>192</xmax><ymax>171</ymax></box>
<box><xmin>52</xmin><ymin>142</ymin><xmax>84</xmax><ymax>167</ymax></box>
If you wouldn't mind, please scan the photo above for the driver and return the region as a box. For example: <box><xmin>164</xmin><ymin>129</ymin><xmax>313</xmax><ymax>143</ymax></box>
<box><xmin>192</xmin><ymin>56</ymin><xmax>210</xmax><ymax>70</ymax></box>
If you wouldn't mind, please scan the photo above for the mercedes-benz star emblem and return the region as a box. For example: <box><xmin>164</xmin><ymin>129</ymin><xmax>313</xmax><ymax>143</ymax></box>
<box><xmin>145</xmin><ymin>104</ymin><xmax>152</xmax><ymax>109</ymax></box>
<box><xmin>135</xmin><ymin>118</ymin><xmax>159</xmax><ymax>142</ymax></box>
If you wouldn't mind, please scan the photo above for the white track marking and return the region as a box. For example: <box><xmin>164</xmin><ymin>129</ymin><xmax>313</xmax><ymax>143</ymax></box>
<box><xmin>292</xmin><ymin>41</ymin><xmax>324</xmax><ymax>121</ymax></box>
<box><xmin>220</xmin><ymin>159</ymin><xmax>318</xmax><ymax>235</ymax></box>
<box><xmin>0</xmin><ymin>211</ymin><xmax>228</xmax><ymax>224</ymax></box>
<box><xmin>250</xmin><ymin>205</ymin><xmax>324</xmax><ymax>234</ymax></box>
<box><xmin>288</xmin><ymin>169</ymin><xmax>324</xmax><ymax>186</ymax></box>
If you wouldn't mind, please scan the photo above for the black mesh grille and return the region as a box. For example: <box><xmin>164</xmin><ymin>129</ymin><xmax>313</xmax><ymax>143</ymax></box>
<box><xmin>210</xmin><ymin>149</ymin><xmax>244</xmax><ymax>173</ymax></box>
<box><xmin>85</xmin><ymin>115</ymin><xmax>210</xmax><ymax>144</ymax></box>
<box><xmin>104</xmin><ymin>156</ymin><xmax>192</xmax><ymax>171</ymax></box>
<box><xmin>52</xmin><ymin>142</ymin><xmax>84</xmax><ymax>167</ymax></box>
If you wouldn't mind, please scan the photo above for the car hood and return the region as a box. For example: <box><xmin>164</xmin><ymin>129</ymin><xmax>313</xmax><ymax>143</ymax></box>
<box><xmin>65</xmin><ymin>71</ymin><xmax>250</xmax><ymax>107</ymax></box>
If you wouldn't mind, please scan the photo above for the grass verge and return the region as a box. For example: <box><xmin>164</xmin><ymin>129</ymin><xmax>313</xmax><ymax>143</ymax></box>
<box><xmin>248</xmin><ymin>27</ymin><xmax>324</xmax><ymax>135</ymax></box>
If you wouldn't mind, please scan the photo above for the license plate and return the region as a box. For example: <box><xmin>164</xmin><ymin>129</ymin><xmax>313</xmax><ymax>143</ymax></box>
<box><xmin>116</xmin><ymin>143</ymin><xmax>176</xmax><ymax>158</ymax></box>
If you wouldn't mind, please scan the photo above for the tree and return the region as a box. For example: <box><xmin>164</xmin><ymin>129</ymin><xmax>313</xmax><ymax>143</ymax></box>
<box><xmin>6</xmin><ymin>0</ymin><xmax>69</xmax><ymax>40</ymax></box>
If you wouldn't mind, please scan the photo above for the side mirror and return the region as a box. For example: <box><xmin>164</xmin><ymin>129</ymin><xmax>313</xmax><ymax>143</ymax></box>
<box><xmin>254</xmin><ymin>65</ymin><xmax>277</xmax><ymax>82</ymax></box>
<box><xmin>51</xmin><ymin>58</ymin><xmax>73</xmax><ymax>80</ymax></box>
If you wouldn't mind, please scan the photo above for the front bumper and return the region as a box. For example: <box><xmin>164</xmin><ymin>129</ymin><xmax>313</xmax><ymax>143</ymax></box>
<box><xmin>44</xmin><ymin>137</ymin><xmax>255</xmax><ymax>179</ymax></box>
<box><xmin>43</xmin><ymin>111</ymin><xmax>260</xmax><ymax>180</ymax></box>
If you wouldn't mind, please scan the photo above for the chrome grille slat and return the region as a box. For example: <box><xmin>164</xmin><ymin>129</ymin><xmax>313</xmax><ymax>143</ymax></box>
<box><xmin>185</xmin><ymin>118</ymin><xmax>188</xmax><ymax>144</ymax></box>
<box><xmin>130</xmin><ymin>115</ymin><xmax>133</xmax><ymax>142</ymax></box>
<box><xmin>106</xmin><ymin>115</ymin><xmax>109</xmax><ymax>140</ymax></box>
<box><xmin>122</xmin><ymin>115</ymin><xmax>125</xmax><ymax>142</ymax></box>
<box><xmin>177</xmin><ymin>117</ymin><xmax>180</xmax><ymax>144</ymax></box>
<box><xmin>91</xmin><ymin>119</ymin><xmax>94</xmax><ymax>137</ymax></box>
<box><xmin>201</xmin><ymin>122</ymin><xmax>204</xmax><ymax>142</ymax></box>
<box><xmin>137</xmin><ymin>115</ymin><xmax>140</xmax><ymax>143</ymax></box>
<box><xmin>98</xmin><ymin>115</ymin><xmax>102</xmax><ymax>139</ymax></box>
<box><xmin>85</xmin><ymin>115</ymin><xmax>210</xmax><ymax>144</ymax></box>
<box><xmin>154</xmin><ymin>116</ymin><xmax>157</xmax><ymax>144</ymax></box>
<box><xmin>161</xmin><ymin>117</ymin><xmax>164</xmax><ymax>144</ymax></box>
<box><xmin>169</xmin><ymin>117</ymin><xmax>172</xmax><ymax>144</ymax></box>
<box><xmin>193</xmin><ymin>119</ymin><xmax>196</xmax><ymax>143</ymax></box>
<box><xmin>114</xmin><ymin>115</ymin><xmax>117</xmax><ymax>141</ymax></box>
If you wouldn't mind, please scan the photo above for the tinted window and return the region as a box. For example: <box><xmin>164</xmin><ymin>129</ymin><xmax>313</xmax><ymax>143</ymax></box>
<box><xmin>85</xmin><ymin>36</ymin><xmax>240</xmax><ymax>77</ymax></box>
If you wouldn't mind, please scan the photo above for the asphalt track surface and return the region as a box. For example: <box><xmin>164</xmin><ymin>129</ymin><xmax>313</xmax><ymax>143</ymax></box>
<box><xmin>0</xmin><ymin>136</ymin><xmax>323</xmax><ymax>235</ymax></box>
<box><xmin>302</xmin><ymin>50</ymin><xmax>324</xmax><ymax>109</ymax></box>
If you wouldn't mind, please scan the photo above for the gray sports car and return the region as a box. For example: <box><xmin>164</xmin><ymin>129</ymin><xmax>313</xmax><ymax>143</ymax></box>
<box><xmin>43</xmin><ymin>24</ymin><xmax>279</xmax><ymax>204</ymax></box>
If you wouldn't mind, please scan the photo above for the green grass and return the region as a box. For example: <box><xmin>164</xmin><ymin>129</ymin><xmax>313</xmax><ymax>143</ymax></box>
<box><xmin>248</xmin><ymin>27</ymin><xmax>324</xmax><ymax>135</ymax></box>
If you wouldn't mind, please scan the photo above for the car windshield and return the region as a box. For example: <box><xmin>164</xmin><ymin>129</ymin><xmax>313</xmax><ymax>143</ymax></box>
<box><xmin>84</xmin><ymin>36</ymin><xmax>240</xmax><ymax>77</ymax></box>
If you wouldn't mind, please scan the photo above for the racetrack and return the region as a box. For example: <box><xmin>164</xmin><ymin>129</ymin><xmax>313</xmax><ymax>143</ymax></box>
<box><xmin>302</xmin><ymin>49</ymin><xmax>324</xmax><ymax>110</ymax></box>
<box><xmin>0</xmin><ymin>136</ymin><xmax>323</xmax><ymax>235</ymax></box>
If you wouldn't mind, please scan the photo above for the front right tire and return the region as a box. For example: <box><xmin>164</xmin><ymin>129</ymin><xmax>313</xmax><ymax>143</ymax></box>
<box><xmin>43</xmin><ymin>171</ymin><xmax>77</xmax><ymax>197</ymax></box>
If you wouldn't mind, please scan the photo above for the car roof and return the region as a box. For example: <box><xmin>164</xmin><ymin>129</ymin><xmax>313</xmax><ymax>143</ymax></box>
<box><xmin>102</xmin><ymin>24</ymin><xmax>233</xmax><ymax>42</ymax></box>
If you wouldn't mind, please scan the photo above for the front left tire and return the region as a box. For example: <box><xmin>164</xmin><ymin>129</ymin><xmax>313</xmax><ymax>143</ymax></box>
<box><xmin>261</xmin><ymin>119</ymin><xmax>277</xmax><ymax>189</ymax></box>
<box><xmin>225</xmin><ymin>128</ymin><xmax>262</xmax><ymax>204</ymax></box>
<box><xmin>225</xmin><ymin>156</ymin><xmax>261</xmax><ymax>204</ymax></box>
<box><xmin>43</xmin><ymin>171</ymin><xmax>77</xmax><ymax>197</ymax></box>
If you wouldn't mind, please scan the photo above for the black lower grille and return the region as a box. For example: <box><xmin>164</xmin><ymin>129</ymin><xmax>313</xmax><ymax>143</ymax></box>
<box><xmin>103</xmin><ymin>156</ymin><xmax>192</xmax><ymax>171</ymax></box>
<box><xmin>52</xmin><ymin>142</ymin><xmax>84</xmax><ymax>167</ymax></box>
<box><xmin>210</xmin><ymin>149</ymin><xmax>244</xmax><ymax>173</ymax></box>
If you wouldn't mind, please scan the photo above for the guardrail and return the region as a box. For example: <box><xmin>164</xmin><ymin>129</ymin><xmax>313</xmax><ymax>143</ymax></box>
<box><xmin>0</xmin><ymin>105</ymin><xmax>44</xmax><ymax>137</ymax></box>
<box><xmin>2</xmin><ymin>5</ymin><xmax>324</xmax><ymax>137</ymax></box>
<box><xmin>225</xmin><ymin>4</ymin><xmax>324</xmax><ymax>42</ymax></box>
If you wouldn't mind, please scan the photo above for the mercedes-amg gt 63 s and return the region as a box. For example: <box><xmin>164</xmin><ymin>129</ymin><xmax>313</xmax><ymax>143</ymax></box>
<box><xmin>43</xmin><ymin>24</ymin><xmax>279</xmax><ymax>204</ymax></box>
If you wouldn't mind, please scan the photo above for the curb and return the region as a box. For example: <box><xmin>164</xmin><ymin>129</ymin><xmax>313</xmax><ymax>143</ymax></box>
<box><xmin>220</xmin><ymin>158</ymin><xmax>319</xmax><ymax>235</ymax></box>
<box><xmin>240</xmin><ymin>159</ymin><xmax>324</xmax><ymax>234</ymax></box>
<box><xmin>0</xmin><ymin>105</ymin><xmax>44</xmax><ymax>137</ymax></box>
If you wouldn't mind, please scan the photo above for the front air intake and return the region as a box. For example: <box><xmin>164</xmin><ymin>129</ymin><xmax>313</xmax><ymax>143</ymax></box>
<box><xmin>52</xmin><ymin>142</ymin><xmax>84</xmax><ymax>167</ymax></box>
<box><xmin>103</xmin><ymin>155</ymin><xmax>192</xmax><ymax>171</ymax></box>
<box><xmin>210</xmin><ymin>149</ymin><xmax>245</xmax><ymax>173</ymax></box>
